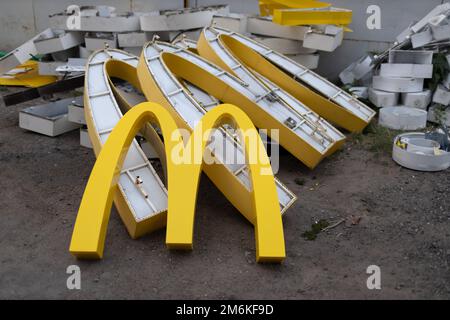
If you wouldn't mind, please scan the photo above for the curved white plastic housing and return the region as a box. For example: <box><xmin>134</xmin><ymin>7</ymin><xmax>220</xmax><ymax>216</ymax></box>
<box><xmin>85</xmin><ymin>49</ymin><xmax>168</xmax><ymax>222</ymax></box>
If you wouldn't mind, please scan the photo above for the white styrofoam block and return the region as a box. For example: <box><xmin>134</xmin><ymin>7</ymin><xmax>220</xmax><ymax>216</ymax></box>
<box><xmin>303</xmin><ymin>27</ymin><xmax>344</xmax><ymax>52</ymax></box>
<box><xmin>431</xmin><ymin>23</ymin><xmax>450</xmax><ymax>41</ymax></box>
<box><xmin>427</xmin><ymin>105</ymin><xmax>450</xmax><ymax>126</ymax></box>
<box><xmin>249</xmin><ymin>36</ymin><xmax>313</xmax><ymax>55</ymax></box>
<box><xmin>379</xmin><ymin>106</ymin><xmax>427</xmax><ymax>130</ymax></box>
<box><xmin>432</xmin><ymin>85</ymin><xmax>450</xmax><ymax>106</ymax></box>
<box><xmin>34</xmin><ymin>31</ymin><xmax>83</xmax><ymax>55</ymax></box>
<box><xmin>247</xmin><ymin>17</ymin><xmax>309</xmax><ymax>41</ymax></box>
<box><xmin>49</xmin><ymin>11</ymin><xmax>141</xmax><ymax>32</ymax></box>
<box><xmin>388</xmin><ymin>50</ymin><xmax>433</xmax><ymax>65</ymax></box>
<box><xmin>401</xmin><ymin>90</ymin><xmax>432</xmax><ymax>109</ymax></box>
<box><xmin>19</xmin><ymin>98</ymin><xmax>81</xmax><ymax>137</ymax></box>
<box><xmin>368</xmin><ymin>88</ymin><xmax>399</xmax><ymax>108</ymax></box>
<box><xmin>0</xmin><ymin>28</ymin><xmax>53</xmax><ymax>75</ymax></box>
<box><xmin>80</xmin><ymin>127</ymin><xmax>93</xmax><ymax>149</ymax></box>
<box><xmin>140</xmin><ymin>6</ymin><xmax>229</xmax><ymax>32</ymax></box>
<box><xmin>285</xmin><ymin>53</ymin><xmax>319</xmax><ymax>70</ymax></box>
<box><xmin>212</xmin><ymin>13</ymin><xmax>248</xmax><ymax>34</ymax></box>
<box><xmin>117</xmin><ymin>32</ymin><xmax>148</xmax><ymax>48</ymax></box>
<box><xmin>372</xmin><ymin>76</ymin><xmax>424</xmax><ymax>93</ymax></box>
<box><xmin>85</xmin><ymin>33</ymin><xmax>118</xmax><ymax>51</ymax></box>
<box><xmin>38</xmin><ymin>61</ymin><xmax>66</xmax><ymax>76</ymax></box>
<box><xmin>411</xmin><ymin>28</ymin><xmax>433</xmax><ymax>48</ymax></box>
<box><xmin>379</xmin><ymin>63</ymin><xmax>433</xmax><ymax>78</ymax></box>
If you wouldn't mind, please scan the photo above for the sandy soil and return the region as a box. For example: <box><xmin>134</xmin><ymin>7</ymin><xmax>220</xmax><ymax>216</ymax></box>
<box><xmin>0</xmin><ymin>90</ymin><xmax>449</xmax><ymax>299</ymax></box>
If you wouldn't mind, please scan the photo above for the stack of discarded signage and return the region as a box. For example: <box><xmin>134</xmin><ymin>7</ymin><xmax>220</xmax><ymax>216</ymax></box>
<box><xmin>0</xmin><ymin>2</ymin><xmax>350</xmax><ymax>85</ymax></box>
<box><xmin>212</xmin><ymin>0</ymin><xmax>350</xmax><ymax>69</ymax></box>
<box><xmin>339</xmin><ymin>3</ymin><xmax>450</xmax><ymax>171</ymax></box>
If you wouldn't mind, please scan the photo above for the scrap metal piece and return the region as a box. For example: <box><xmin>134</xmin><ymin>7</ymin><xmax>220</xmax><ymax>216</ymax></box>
<box><xmin>1</xmin><ymin>75</ymin><xmax>84</xmax><ymax>107</ymax></box>
<box><xmin>393</xmin><ymin>132</ymin><xmax>450</xmax><ymax>171</ymax></box>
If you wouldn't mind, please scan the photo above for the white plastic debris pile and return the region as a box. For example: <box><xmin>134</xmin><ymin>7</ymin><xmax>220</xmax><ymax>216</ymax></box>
<box><xmin>339</xmin><ymin>3</ymin><xmax>450</xmax><ymax>131</ymax></box>
<box><xmin>0</xmin><ymin>3</ymin><xmax>349</xmax><ymax>79</ymax></box>
<box><xmin>0</xmin><ymin>5</ymin><xmax>233</xmax><ymax>79</ymax></box>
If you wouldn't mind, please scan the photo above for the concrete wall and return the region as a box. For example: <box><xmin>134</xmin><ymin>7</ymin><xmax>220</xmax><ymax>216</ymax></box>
<box><xmin>0</xmin><ymin>0</ymin><xmax>447</xmax><ymax>79</ymax></box>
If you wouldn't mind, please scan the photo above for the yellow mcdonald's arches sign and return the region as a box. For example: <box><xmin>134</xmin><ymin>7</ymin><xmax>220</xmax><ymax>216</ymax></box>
<box><xmin>70</xmin><ymin>102</ymin><xmax>286</xmax><ymax>263</ymax></box>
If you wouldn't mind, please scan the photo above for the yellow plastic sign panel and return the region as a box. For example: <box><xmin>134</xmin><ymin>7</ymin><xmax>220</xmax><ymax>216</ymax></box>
<box><xmin>69</xmin><ymin>103</ymin><xmax>286</xmax><ymax>263</ymax></box>
<box><xmin>0</xmin><ymin>61</ymin><xmax>56</xmax><ymax>87</ymax></box>
<box><xmin>216</xmin><ymin>34</ymin><xmax>370</xmax><ymax>132</ymax></box>
<box><xmin>272</xmin><ymin>7</ymin><xmax>353</xmax><ymax>26</ymax></box>
<box><xmin>259</xmin><ymin>0</ymin><xmax>331</xmax><ymax>16</ymax></box>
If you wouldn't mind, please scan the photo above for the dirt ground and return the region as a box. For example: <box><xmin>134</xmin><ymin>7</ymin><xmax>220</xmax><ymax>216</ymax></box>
<box><xmin>0</xmin><ymin>89</ymin><xmax>449</xmax><ymax>300</ymax></box>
